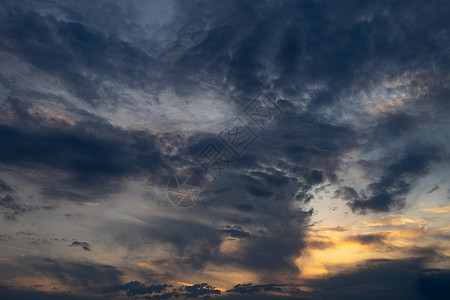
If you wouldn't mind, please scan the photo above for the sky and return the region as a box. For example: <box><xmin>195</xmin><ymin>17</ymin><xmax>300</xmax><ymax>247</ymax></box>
<box><xmin>0</xmin><ymin>0</ymin><xmax>449</xmax><ymax>299</ymax></box>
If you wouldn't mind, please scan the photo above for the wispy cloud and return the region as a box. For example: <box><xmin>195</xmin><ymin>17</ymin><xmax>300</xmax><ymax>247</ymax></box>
<box><xmin>421</xmin><ymin>206</ymin><xmax>450</xmax><ymax>213</ymax></box>
<box><xmin>362</xmin><ymin>215</ymin><xmax>426</xmax><ymax>227</ymax></box>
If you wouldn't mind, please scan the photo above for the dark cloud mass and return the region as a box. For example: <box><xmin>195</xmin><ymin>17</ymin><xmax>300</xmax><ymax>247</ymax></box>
<box><xmin>68</xmin><ymin>241</ymin><xmax>91</xmax><ymax>251</ymax></box>
<box><xmin>226</xmin><ymin>283</ymin><xmax>283</xmax><ymax>294</ymax></box>
<box><xmin>0</xmin><ymin>0</ymin><xmax>449</xmax><ymax>299</ymax></box>
<box><xmin>337</xmin><ymin>146</ymin><xmax>442</xmax><ymax>213</ymax></box>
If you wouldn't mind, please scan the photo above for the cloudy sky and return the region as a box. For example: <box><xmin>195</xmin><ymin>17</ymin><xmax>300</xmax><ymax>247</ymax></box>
<box><xmin>0</xmin><ymin>0</ymin><xmax>449</xmax><ymax>299</ymax></box>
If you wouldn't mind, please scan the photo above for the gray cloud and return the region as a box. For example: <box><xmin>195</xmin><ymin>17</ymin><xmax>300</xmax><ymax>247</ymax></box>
<box><xmin>68</xmin><ymin>241</ymin><xmax>91</xmax><ymax>251</ymax></box>
<box><xmin>336</xmin><ymin>146</ymin><xmax>443</xmax><ymax>213</ymax></box>
<box><xmin>0</xmin><ymin>256</ymin><xmax>123</xmax><ymax>293</ymax></box>
<box><xmin>0</xmin><ymin>0</ymin><xmax>450</xmax><ymax>299</ymax></box>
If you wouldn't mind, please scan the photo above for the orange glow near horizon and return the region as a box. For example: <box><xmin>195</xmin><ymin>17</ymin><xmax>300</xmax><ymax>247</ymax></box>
<box><xmin>295</xmin><ymin>214</ymin><xmax>449</xmax><ymax>280</ymax></box>
<box><xmin>420</xmin><ymin>206</ymin><xmax>450</xmax><ymax>213</ymax></box>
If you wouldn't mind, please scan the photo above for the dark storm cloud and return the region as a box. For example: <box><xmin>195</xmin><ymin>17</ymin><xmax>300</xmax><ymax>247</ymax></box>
<box><xmin>376</xmin><ymin>112</ymin><xmax>417</xmax><ymax>137</ymax></box>
<box><xmin>243</xmin><ymin>179</ymin><xmax>274</xmax><ymax>198</ymax></box>
<box><xmin>0</xmin><ymin>99</ymin><xmax>172</xmax><ymax>194</ymax></box>
<box><xmin>183</xmin><ymin>167</ymin><xmax>315</xmax><ymax>278</ymax></box>
<box><xmin>0</xmin><ymin>289</ymin><xmax>95</xmax><ymax>300</ymax></box>
<box><xmin>1</xmin><ymin>0</ymin><xmax>450</xmax><ymax>115</ymax></box>
<box><xmin>220</xmin><ymin>225</ymin><xmax>250</xmax><ymax>238</ymax></box>
<box><xmin>346</xmin><ymin>233</ymin><xmax>387</xmax><ymax>246</ymax></box>
<box><xmin>113</xmin><ymin>217</ymin><xmax>224</xmax><ymax>271</ymax></box>
<box><xmin>1</xmin><ymin>0</ymin><xmax>448</xmax><ymax>210</ymax></box>
<box><xmin>0</xmin><ymin>0</ymin><xmax>450</xmax><ymax>299</ymax></box>
<box><xmin>102</xmin><ymin>281</ymin><xmax>170</xmax><ymax>296</ymax></box>
<box><xmin>110</xmin><ymin>161</ymin><xmax>314</xmax><ymax>279</ymax></box>
<box><xmin>102</xmin><ymin>281</ymin><xmax>221</xmax><ymax>299</ymax></box>
<box><xmin>416</xmin><ymin>269</ymin><xmax>450</xmax><ymax>299</ymax></box>
<box><xmin>0</xmin><ymin>256</ymin><xmax>123</xmax><ymax>292</ymax></box>
<box><xmin>0</xmin><ymin>124</ymin><xmax>128</xmax><ymax>177</ymax></box>
<box><xmin>226</xmin><ymin>283</ymin><xmax>283</xmax><ymax>295</ymax></box>
<box><xmin>407</xmin><ymin>245</ymin><xmax>449</xmax><ymax>262</ymax></box>
<box><xmin>300</xmin><ymin>258</ymin><xmax>450</xmax><ymax>300</ymax></box>
<box><xmin>262</xmin><ymin>110</ymin><xmax>356</xmax><ymax>184</ymax></box>
<box><xmin>222</xmin><ymin>234</ymin><xmax>305</xmax><ymax>277</ymax></box>
<box><xmin>158</xmin><ymin>113</ymin><xmax>332</xmax><ymax>277</ymax></box>
<box><xmin>182</xmin><ymin>283</ymin><xmax>221</xmax><ymax>298</ymax></box>
<box><xmin>336</xmin><ymin>146</ymin><xmax>443</xmax><ymax>213</ymax></box>
<box><xmin>0</xmin><ymin>5</ymin><xmax>156</xmax><ymax>105</ymax></box>
<box><xmin>138</xmin><ymin>0</ymin><xmax>450</xmax><ymax>282</ymax></box>
<box><xmin>165</xmin><ymin>0</ymin><xmax>450</xmax><ymax>221</ymax></box>
<box><xmin>39</xmin><ymin>259</ymin><xmax>123</xmax><ymax>290</ymax></box>
<box><xmin>169</xmin><ymin>0</ymin><xmax>450</xmax><ymax>110</ymax></box>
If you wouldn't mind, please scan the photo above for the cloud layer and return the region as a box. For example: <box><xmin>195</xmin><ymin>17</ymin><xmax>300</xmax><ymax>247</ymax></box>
<box><xmin>0</xmin><ymin>0</ymin><xmax>449</xmax><ymax>299</ymax></box>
